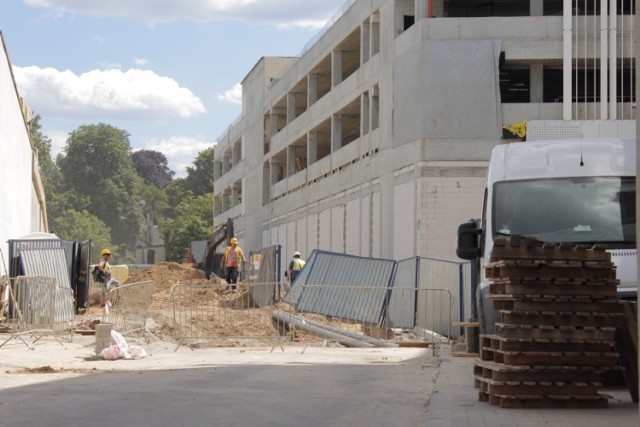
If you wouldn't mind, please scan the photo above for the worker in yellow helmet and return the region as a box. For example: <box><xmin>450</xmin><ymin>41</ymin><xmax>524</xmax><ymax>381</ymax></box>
<box><xmin>98</xmin><ymin>249</ymin><xmax>120</xmax><ymax>306</ymax></box>
<box><xmin>220</xmin><ymin>238</ymin><xmax>247</xmax><ymax>292</ymax></box>
<box><xmin>287</xmin><ymin>251</ymin><xmax>306</xmax><ymax>285</ymax></box>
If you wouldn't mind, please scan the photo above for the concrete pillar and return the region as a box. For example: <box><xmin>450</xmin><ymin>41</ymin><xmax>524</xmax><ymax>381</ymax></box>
<box><xmin>287</xmin><ymin>146</ymin><xmax>296</xmax><ymax>176</ymax></box>
<box><xmin>416</xmin><ymin>0</ymin><xmax>429</xmax><ymax>19</ymax></box>
<box><xmin>609</xmin><ymin>0</ymin><xmax>617</xmax><ymax>119</ymax></box>
<box><xmin>222</xmin><ymin>189</ymin><xmax>230</xmax><ymax>212</ymax></box>
<box><xmin>308</xmin><ymin>74</ymin><xmax>318</xmax><ymax>107</ymax></box>
<box><xmin>232</xmin><ymin>186</ymin><xmax>240</xmax><ymax>207</ymax></box>
<box><xmin>232</xmin><ymin>143</ymin><xmax>240</xmax><ymax>166</ymax></box>
<box><xmin>270</xmin><ymin>111</ymin><xmax>279</xmax><ymax>137</ymax></box>
<box><xmin>270</xmin><ymin>160</ymin><xmax>285</xmax><ymax>184</ymax></box>
<box><xmin>530</xmin><ymin>64</ymin><xmax>543</xmax><ymax>103</ymax></box>
<box><xmin>529</xmin><ymin>0</ymin><xmax>543</xmax><ymax>16</ymax></box>
<box><xmin>214</xmin><ymin>195</ymin><xmax>222</xmax><ymax>216</ymax></box>
<box><xmin>332</xmin><ymin>50</ymin><xmax>343</xmax><ymax>88</ymax></box>
<box><xmin>600</xmin><ymin>0</ymin><xmax>608</xmax><ymax>120</ymax></box>
<box><xmin>361</xmin><ymin>93</ymin><xmax>370</xmax><ymax>135</ymax></box>
<box><xmin>370</xmin><ymin>14</ymin><xmax>380</xmax><ymax>57</ymax></box>
<box><xmin>308</xmin><ymin>131</ymin><xmax>318</xmax><ymax>164</ymax></box>
<box><xmin>222</xmin><ymin>154</ymin><xmax>231</xmax><ymax>174</ymax></box>
<box><xmin>562</xmin><ymin>0</ymin><xmax>572</xmax><ymax>120</ymax></box>
<box><xmin>287</xmin><ymin>92</ymin><xmax>297</xmax><ymax>124</ymax></box>
<box><xmin>331</xmin><ymin>114</ymin><xmax>342</xmax><ymax>152</ymax></box>
<box><xmin>361</xmin><ymin>22</ymin><xmax>370</xmax><ymax>64</ymax></box>
<box><xmin>370</xmin><ymin>87</ymin><xmax>380</xmax><ymax>131</ymax></box>
<box><xmin>213</xmin><ymin>161</ymin><xmax>221</xmax><ymax>181</ymax></box>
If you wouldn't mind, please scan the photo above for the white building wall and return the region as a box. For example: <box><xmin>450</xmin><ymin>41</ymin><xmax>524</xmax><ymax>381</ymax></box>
<box><xmin>319</xmin><ymin>209</ymin><xmax>331</xmax><ymax>250</ymax></box>
<box><xmin>371</xmin><ymin>192</ymin><xmax>381</xmax><ymax>258</ymax></box>
<box><xmin>0</xmin><ymin>35</ymin><xmax>47</xmax><ymax>275</ymax></box>
<box><xmin>393</xmin><ymin>180</ymin><xmax>415</xmax><ymax>260</ymax></box>
<box><xmin>331</xmin><ymin>205</ymin><xmax>344</xmax><ymax>253</ymax></box>
<box><xmin>418</xmin><ymin>175</ymin><xmax>486</xmax><ymax>260</ymax></box>
<box><xmin>345</xmin><ymin>199</ymin><xmax>359</xmax><ymax>255</ymax></box>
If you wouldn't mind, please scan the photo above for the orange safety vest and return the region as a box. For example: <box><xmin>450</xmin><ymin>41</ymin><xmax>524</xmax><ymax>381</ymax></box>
<box><xmin>222</xmin><ymin>246</ymin><xmax>243</xmax><ymax>267</ymax></box>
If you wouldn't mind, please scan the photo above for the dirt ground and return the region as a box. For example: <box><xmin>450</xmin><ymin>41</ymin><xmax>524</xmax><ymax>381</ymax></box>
<box><xmin>80</xmin><ymin>262</ymin><xmax>364</xmax><ymax>348</ymax></box>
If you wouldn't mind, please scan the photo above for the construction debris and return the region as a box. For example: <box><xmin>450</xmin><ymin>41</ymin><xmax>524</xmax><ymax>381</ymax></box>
<box><xmin>475</xmin><ymin>235</ymin><xmax>637</xmax><ymax>409</ymax></box>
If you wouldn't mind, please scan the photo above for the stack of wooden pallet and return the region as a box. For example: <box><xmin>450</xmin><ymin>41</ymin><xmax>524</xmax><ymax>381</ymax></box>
<box><xmin>475</xmin><ymin>235</ymin><xmax>624</xmax><ymax>408</ymax></box>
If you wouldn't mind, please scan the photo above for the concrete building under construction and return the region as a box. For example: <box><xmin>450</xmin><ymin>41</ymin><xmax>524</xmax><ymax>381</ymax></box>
<box><xmin>213</xmin><ymin>0</ymin><xmax>636</xmax><ymax>271</ymax></box>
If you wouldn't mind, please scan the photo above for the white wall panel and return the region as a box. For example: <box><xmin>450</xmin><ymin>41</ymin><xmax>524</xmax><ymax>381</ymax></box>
<box><xmin>331</xmin><ymin>205</ymin><xmax>344</xmax><ymax>253</ymax></box>
<box><xmin>393</xmin><ymin>181</ymin><xmax>415</xmax><ymax>259</ymax></box>
<box><xmin>319</xmin><ymin>209</ymin><xmax>331</xmax><ymax>250</ymax></box>
<box><xmin>345</xmin><ymin>199</ymin><xmax>359</xmax><ymax>255</ymax></box>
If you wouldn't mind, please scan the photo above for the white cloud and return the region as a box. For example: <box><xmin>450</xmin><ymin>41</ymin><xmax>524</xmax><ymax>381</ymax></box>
<box><xmin>140</xmin><ymin>136</ymin><xmax>214</xmax><ymax>177</ymax></box>
<box><xmin>45</xmin><ymin>130</ymin><xmax>69</xmax><ymax>158</ymax></box>
<box><xmin>23</xmin><ymin>0</ymin><xmax>345</xmax><ymax>28</ymax></box>
<box><xmin>13</xmin><ymin>65</ymin><xmax>206</xmax><ymax>121</ymax></box>
<box><xmin>216</xmin><ymin>83</ymin><xmax>242</xmax><ymax>106</ymax></box>
<box><xmin>91</xmin><ymin>35</ymin><xmax>106</xmax><ymax>44</ymax></box>
<box><xmin>134</xmin><ymin>57</ymin><xmax>149</xmax><ymax>66</ymax></box>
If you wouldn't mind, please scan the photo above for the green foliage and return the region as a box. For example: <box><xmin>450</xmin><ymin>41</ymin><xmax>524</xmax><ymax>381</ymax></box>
<box><xmin>57</xmin><ymin>123</ymin><xmax>144</xmax><ymax>248</ymax></box>
<box><xmin>54</xmin><ymin>209</ymin><xmax>116</xmax><ymax>264</ymax></box>
<box><xmin>183</xmin><ymin>146</ymin><xmax>214</xmax><ymax>196</ymax></box>
<box><xmin>132</xmin><ymin>149</ymin><xmax>175</xmax><ymax>188</ymax></box>
<box><xmin>160</xmin><ymin>193</ymin><xmax>213</xmax><ymax>261</ymax></box>
<box><xmin>29</xmin><ymin>115</ymin><xmax>58</xmax><ymax>184</ymax></box>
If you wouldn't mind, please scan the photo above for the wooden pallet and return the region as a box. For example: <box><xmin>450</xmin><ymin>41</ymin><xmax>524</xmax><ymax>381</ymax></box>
<box><xmin>481</xmin><ymin>348</ymin><xmax>620</xmax><ymax>367</ymax></box>
<box><xmin>490</xmin><ymin>282</ymin><xmax>618</xmax><ymax>298</ymax></box>
<box><xmin>495</xmin><ymin>323</ymin><xmax>617</xmax><ymax>341</ymax></box>
<box><xmin>485</xmin><ymin>264</ymin><xmax>617</xmax><ymax>281</ymax></box>
<box><xmin>492</xmin><ymin>298</ymin><xmax>624</xmax><ymax>313</ymax></box>
<box><xmin>473</xmin><ymin>360</ymin><xmax>613</xmax><ymax>383</ymax></box>
<box><xmin>478</xmin><ymin>391</ymin><xmax>609</xmax><ymax>408</ymax></box>
<box><xmin>499</xmin><ymin>310</ymin><xmax>624</xmax><ymax>329</ymax></box>
<box><xmin>481</xmin><ymin>334</ymin><xmax>614</xmax><ymax>353</ymax></box>
<box><xmin>475</xmin><ymin>376</ymin><xmax>600</xmax><ymax>396</ymax></box>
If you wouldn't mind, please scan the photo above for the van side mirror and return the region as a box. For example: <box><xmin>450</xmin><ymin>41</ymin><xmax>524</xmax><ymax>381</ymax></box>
<box><xmin>457</xmin><ymin>219</ymin><xmax>482</xmax><ymax>260</ymax></box>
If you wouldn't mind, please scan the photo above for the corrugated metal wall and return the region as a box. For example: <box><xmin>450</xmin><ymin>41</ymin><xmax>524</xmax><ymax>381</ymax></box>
<box><xmin>289</xmin><ymin>250</ymin><xmax>396</xmax><ymax>323</ymax></box>
<box><xmin>19</xmin><ymin>247</ymin><xmax>71</xmax><ymax>288</ymax></box>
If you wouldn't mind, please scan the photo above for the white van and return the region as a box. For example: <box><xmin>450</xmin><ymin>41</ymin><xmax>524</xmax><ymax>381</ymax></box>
<box><xmin>457</xmin><ymin>139</ymin><xmax>636</xmax><ymax>334</ymax></box>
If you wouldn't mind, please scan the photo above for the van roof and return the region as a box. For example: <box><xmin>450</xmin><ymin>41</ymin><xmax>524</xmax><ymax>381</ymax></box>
<box><xmin>489</xmin><ymin>139</ymin><xmax>636</xmax><ymax>182</ymax></box>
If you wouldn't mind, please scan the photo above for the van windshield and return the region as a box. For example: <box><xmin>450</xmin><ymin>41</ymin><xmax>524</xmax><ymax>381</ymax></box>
<box><xmin>493</xmin><ymin>177</ymin><xmax>636</xmax><ymax>247</ymax></box>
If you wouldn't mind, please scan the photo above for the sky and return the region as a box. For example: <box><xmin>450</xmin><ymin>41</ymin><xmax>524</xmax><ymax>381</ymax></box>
<box><xmin>0</xmin><ymin>0</ymin><xmax>347</xmax><ymax>176</ymax></box>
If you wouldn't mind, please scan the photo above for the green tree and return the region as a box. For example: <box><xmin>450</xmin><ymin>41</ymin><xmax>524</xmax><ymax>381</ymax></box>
<box><xmin>160</xmin><ymin>193</ymin><xmax>213</xmax><ymax>261</ymax></box>
<box><xmin>29</xmin><ymin>114</ymin><xmax>58</xmax><ymax>184</ymax></box>
<box><xmin>57</xmin><ymin>123</ymin><xmax>143</xmax><ymax>248</ymax></box>
<box><xmin>54</xmin><ymin>209</ymin><xmax>116</xmax><ymax>263</ymax></box>
<box><xmin>183</xmin><ymin>146</ymin><xmax>214</xmax><ymax>196</ymax></box>
<box><xmin>132</xmin><ymin>149</ymin><xmax>175</xmax><ymax>188</ymax></box>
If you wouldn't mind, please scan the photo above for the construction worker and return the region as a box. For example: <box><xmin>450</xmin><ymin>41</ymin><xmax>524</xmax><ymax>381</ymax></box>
<box><xmin>98</xmin><ymin>249</ymin><xmax>120</xmax><ymax>306</ymax></box>
<box><xmin>287</xmin><ymin>251</ymin><xmax>306</xmax><ymax>285</ymax></box>
<box><xmin>220</xmin><ymin>237</ymin><xmax>247</xmax><ymax>291</ymax></box>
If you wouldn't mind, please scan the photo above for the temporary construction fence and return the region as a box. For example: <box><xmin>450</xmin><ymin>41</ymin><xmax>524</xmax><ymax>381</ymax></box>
<box><xmin>102</xmin><ymin>281</ymin><xmax>154</xmax><ymax>335</ymax></box>
<box><xmin>172</xmin><ymin>282</ymin><xmax>284</xmax><ymax>350</ymax></box>
<box><xmin>288</xmin><ymin>251</ymin><xmax>471</xmax><ymax>339</ymax></box>
<box><xmin>247</xmin><ymin>245</ymin><xmax>281</xmax><ymax>306</ymax></box>
<box><xmin>0</xmin><ymin>276</ymin><xmax>74</xmax><ymax>349</ymax></box>
<box><xmin>171</xmin><ymin>282</ymin><xmax>453</xmax><ymax>350</ymax></box>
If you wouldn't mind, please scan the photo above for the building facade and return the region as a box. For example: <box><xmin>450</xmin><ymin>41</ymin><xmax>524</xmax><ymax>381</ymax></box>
<box><xmin>213</xmin><ymin>0</ymin><xmax>636</xmax><ymax>273</ymax></box>
<box><xmin>0</xmin><ymin>32</ymin><xmax>48</xmax><ymax>275</ymax></box>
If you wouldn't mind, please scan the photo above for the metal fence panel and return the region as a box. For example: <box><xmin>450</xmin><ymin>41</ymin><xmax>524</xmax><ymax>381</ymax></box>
<box><xmin>0</xmin><ymin>276</ymin><xmax>72</xmax><ymax>349</ymax></box>
<box><xmin>248</xmin><ymin>245</ymin><xmax>280</xmax><ymax>306</ymax></box>
<box><xmin>387</xmin><ymin>258</ymin><xmax>417</xmax><ymax>328</ymax></box>
<box><xmin>103</xmin><ymin>281</ymin><xmax>154</xmax><ymax>335</ymax></box>
<box><xmin>19</xmin><ymin>248</ymin><xmax>71</xmax><ymax>288</ymax></box>
<box><xmin>288</xmin><ymin>251</ymin><xmax>396</xmax><ymax>324</ymax></box>
<box><xmin>417</xmin><ymin>258</ymin><xmax>470</xmax><ymax>338</ymax></box>
<box><xmin>173</xmin><ymin>282</ymin><xmax>284</xmax><ymax>350</ymax></box>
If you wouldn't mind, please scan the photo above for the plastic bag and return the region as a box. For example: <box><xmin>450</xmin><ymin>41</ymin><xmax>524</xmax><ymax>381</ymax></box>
<box><xmin>99</xmin><ymin>330</ymin><xmax>148</xmax><ymax>360</ymax></box>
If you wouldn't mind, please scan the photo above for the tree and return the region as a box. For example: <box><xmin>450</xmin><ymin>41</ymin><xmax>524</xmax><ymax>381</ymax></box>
<box><xmin>57</xmin><ymin>123</ymin><xmax>143</xmax><ymax>248</ymax></box>
<box><xmin>29</xmin><ymin>114</ymin><xmax>58</xmax><ymax>184</ymax></box>
<box><xmin>183</xmin><ymin>146</ymin><xmax>214</xmax><ymax>196</ymax></box>
<box><xmin>132</xmin><ymin>149</ymin><xmax>175</xmax><ymax>189</ymax></box>
<box><xmin>160</xmin><ymin>193</ymin><xmax>213</xmax><ymax>261</ymax></box>
<box><xmin>54</xmin><ymin>209</ymin><xmax>116</xmax><ymax>263</ymax></box>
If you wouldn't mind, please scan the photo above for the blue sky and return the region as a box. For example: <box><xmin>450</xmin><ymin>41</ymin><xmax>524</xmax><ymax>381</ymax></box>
<box><xmin>0</xmin><ymin>0</ymin><xmax>346</xmax><ymax>176</ymax></box>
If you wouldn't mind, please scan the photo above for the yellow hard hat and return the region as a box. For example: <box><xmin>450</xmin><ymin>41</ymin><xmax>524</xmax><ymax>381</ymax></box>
<box><xmin>101</xmin><ymin>249</ymin><xmax>111</xmax><ymax>256</ymax></box>
<box><xmin>230</xmin><ymin>238</ymin><xmax>238</xmax><ymax>245</ymax></box>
